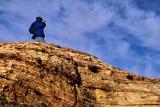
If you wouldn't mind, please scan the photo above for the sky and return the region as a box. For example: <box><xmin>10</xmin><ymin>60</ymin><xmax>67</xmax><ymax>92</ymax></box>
<box><xmin>0</xmin><ymin>0</ymin><xmax>160</xmax><ymax>78</ymax></box>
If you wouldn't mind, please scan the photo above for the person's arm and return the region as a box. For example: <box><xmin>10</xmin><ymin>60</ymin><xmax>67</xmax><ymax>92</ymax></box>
<box><xmin>43</xmin><ymin>21</ymin><xmax>46</xmax><ymax>28</ymax></box>
<box><xmin>29</xmin><ymin>22</ymin><xmax>35</xmax><ymax>33</ymax></box>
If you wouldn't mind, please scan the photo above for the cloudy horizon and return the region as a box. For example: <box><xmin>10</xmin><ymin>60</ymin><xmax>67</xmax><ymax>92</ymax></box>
<box><xmin>0</xmin><ymin>0</ymin><xmax>160</xmax><ymax>77</ymax></box>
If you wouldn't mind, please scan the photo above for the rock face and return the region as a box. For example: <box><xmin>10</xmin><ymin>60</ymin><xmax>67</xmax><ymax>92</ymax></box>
<box><xmin>0</xmin><ymin>42</ymin><xmax>159</xmax><ymax>107</ymax></box>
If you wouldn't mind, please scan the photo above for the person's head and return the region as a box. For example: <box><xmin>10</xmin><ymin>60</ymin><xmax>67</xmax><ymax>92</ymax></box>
<box><xmin>36</xmin><ymin>17</ymin><xmax>43</xmax><ymax>22</ymax></box>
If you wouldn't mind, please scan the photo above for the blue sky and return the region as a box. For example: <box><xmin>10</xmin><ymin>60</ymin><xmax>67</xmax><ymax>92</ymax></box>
<box><xmin>0</xmin><ymin>0</ymin><xmax>160</xmax><ymax>77</ymax></box>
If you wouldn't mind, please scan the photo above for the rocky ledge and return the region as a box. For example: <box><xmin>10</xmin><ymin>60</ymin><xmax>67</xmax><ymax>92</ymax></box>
<box><xmin>0</xmin><ymin>42</ymin><xmax>159</xmax><ymax>107</ymax></box>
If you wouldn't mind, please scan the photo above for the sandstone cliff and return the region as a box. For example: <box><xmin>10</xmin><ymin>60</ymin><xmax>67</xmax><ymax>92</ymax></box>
<box><xmin>0</xmin><ymin>42</ymin><xmax>159</xmax><ymax>107</ymax></box>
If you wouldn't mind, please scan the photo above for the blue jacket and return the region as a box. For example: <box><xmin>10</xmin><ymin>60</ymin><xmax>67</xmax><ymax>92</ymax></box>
<box><xmin>29</xmin><ymin>21</ymin><xmax>46</xmax><ymax>38</ymax></box>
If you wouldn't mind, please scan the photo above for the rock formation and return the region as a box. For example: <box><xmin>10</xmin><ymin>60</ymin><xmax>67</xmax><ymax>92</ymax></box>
<box><xmin>0</xmin><ymin>42</ymin><xmax>159</xmax><ymax>107</ymax></box>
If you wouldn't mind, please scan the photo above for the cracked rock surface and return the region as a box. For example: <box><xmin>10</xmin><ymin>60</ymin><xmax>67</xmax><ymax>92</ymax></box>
<box><xmin>0</xmin><ymin>42</ymin><xmax>159</xmax><ymax>107</ymax></box>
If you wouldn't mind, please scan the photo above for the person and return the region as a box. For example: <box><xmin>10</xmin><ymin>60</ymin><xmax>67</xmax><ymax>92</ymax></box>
<box><xmin>29</xmin><ymin>17</ymin><xmax>46</xmax><ymax>42</ymax></box>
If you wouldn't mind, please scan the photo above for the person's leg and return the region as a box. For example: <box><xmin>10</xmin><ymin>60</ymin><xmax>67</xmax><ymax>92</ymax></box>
<box><xmin>33</xmin><ymin>37</ymin><xmax>45</xmax><ymax>42</ymax></box>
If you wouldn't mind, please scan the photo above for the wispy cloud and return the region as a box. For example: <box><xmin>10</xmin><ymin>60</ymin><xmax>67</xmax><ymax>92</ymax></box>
<box><xmin>0</xmin><ymin>0</ymin><xmax>160</xmax><ymax>77</ymax></box>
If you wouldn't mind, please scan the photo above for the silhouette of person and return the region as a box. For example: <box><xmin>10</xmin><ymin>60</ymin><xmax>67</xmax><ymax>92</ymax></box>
<box><xmin>29</xmin><ymin>17</ymin><xmax>46</xmax><ymax>42</ymax></box>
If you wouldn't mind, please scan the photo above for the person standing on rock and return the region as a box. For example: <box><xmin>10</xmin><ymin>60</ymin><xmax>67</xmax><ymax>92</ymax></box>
<box><xmin>29</xmin><ymin>17</ymin><xmax>46</xmax><ymax>42</ymax></box>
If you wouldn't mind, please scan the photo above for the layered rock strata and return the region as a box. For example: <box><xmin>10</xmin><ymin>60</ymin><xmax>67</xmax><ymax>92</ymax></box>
<box><xmin>0</xmin><ymin>42</ymin><xmax>159</xmax><ymax>107</ymax></box>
